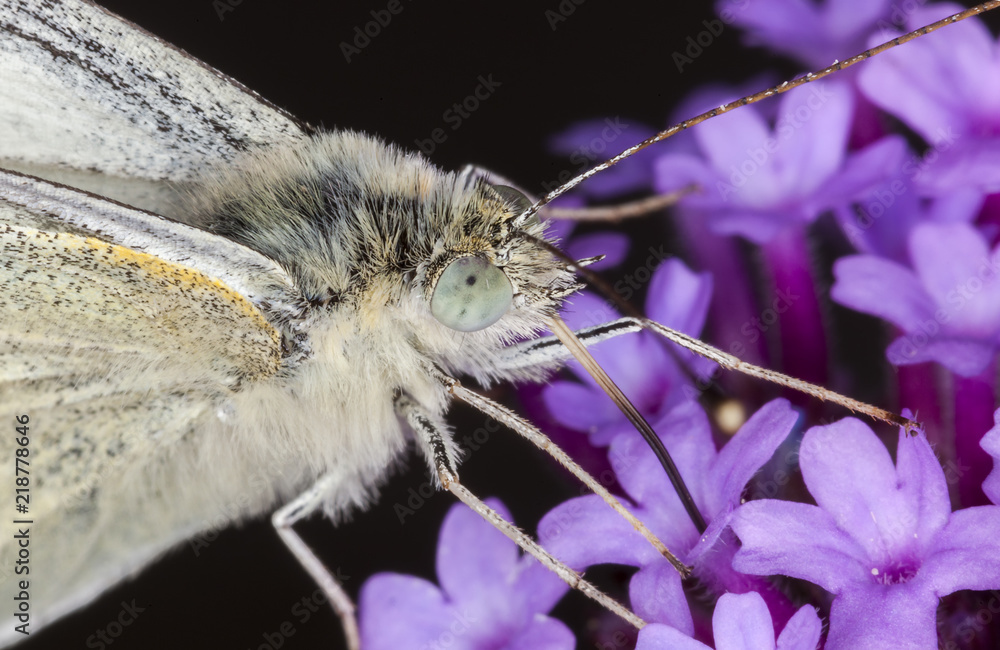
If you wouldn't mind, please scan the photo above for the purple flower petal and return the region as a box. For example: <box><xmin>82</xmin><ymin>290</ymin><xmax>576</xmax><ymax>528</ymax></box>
<box><xmin>910</xmin><ymin>223</ymin><xmax>1000</xmax><ymax>339</ymax></box>
<box><xmin>833</xmin><ymin>222</ymin><xmax>1000</xmax><ymax>375</ymax></box>
<box><xmin>609</xmin><ymin>400</ymin><xmax>715</xmax><ymax>517</ymax></box>
<box><xmin>774</xmin><ymin>603</ymin><xmax>822</xmax><ymax>650</ymax></box>
<box><xmin>542</xmin><ymin>380</ymin><xmax>621</xmax><ymax>432</ymax></box>
<box><xmin>636</xmin><ymin>623</ymin><xmax>710</xmax><ymax>650</ymax></box>
<box><xmin>629</xmin><ymin>562</ymin><xmax>694</xmax><ymax>634</ymax></box>
<box><xmin>695</xmin><ymin>105</ymin><xmax>775</xmax><ymax>190</ymax></box>
<box><xmin>718</xmin><ymin>0</ymin><xmax>894</xmax><ymax>68</ymax></box>
<box><xmin>360</xmin><ymin>500</ymin><xmax>572</xmax><ymax>650</ymax></box>
<box><xmin>731</xmin><ymin>499</ymin><xmax>870</xmax><ymax>593</ymax></box>
<box><xmin>894</xmin><ymin>427</ymin><xmax>951</xmax><ymax>544</ymax></box>
<box><xmin>919</xmin><ymin>506</ymin><xmax>1000</xmax><ymax>594</ymax></box>
<box><xmin>707</xmin><ymin>399</ymin><xmax>800</xmax><ymax>516</ymax></box>
<box><xmin>635</xmin><ymin>591</ymin><xmax>821</xmax><ymax>650</ymax></box>
<box><xmin>359</xmin><ymin>574</ymin><xmax>456</xmax><ymax>650</ymax></box>
<box><xmin>436</xmin><ymin>499</ymin><xmax>520</xmax><ymax>609</ymax></box>
<box><xmin>824</xmin><ymin>582</ymin><xmax>940</xmax><ymax>650</ymax></box>
<box><xmin>712</xmin><ymin>592</ymin><xmax>777</xmax><ymax>650</ymax></box>
<box><xmin>772</xmin><ymin>82</ymin><xmax>853</xmax><ymax>196</ymax></box>
<box><xmin>687</xmin><ymin>400</ymin><xmax>800</xmax><ymax>564</ymax></box>
<box><xmin>885</xmin><ymin>337</ymin><xmax>997</xmax><ymax>377</ymax></box>
<box><xmin>831</xmin><ymin>136</ymin><xmax>984</xmax><ymax>265</ymax></box>
<box><xmin>655</xmin><ymin>81</ymin><xmax>858</xmax><ymax>244</ymax></box>
<box><xmin>538</xmin><ymin>494</ymin><xmax>655</xmax><ymax>569</ymax></box>
<box><xmin>546</xmin><ymin>118</ymin><xmax>659</xmax><ymax>198</ymax></box>
<box><xmin>798</xmin><ymin>419</ymin><xmax>949</xmax><ymax>562</ymax></box>
<box><xmin>646</xmin><ymin>259</ymin><xmax>714</xmax><ymax>335</ymax></box>
<box><xmin>565</xmin><ymin>231</ymin><xmax>630</xmax><ymax>270</ymax></box>
<box><xmin>858</xmin><ymin>4</ymin><xmax>1000</xmax><ymax>145</ymax></box>
<box><xmin>734</xmin><ymin>418</ymin><xmax>1000</xmax><ymax>648</ymax></box>
<box><xmin>914</xmin><ymin>137</ymin><xmax>1000</xmax><ymax>195</ymax></box>
<box><xmin>503</xmin><ymin>616</ymin><xmax>576</xmax><ymax>650</ymax></box>
<box><xmin>980</xmin><ymin>408</ymin><xmax>1000</xmax><ymax>504</ymax></box>
<box><xmin>858</xmin><ymin>5</ymin><xmax>1000</xmax><ymax>195</ymax></box>
<box><xmin>831</xmin><ymin>255</ymin><xmax>936</xmax><ymax>328</ymax></box>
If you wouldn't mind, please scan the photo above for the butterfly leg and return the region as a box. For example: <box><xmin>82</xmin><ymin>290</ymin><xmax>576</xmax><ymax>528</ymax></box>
<box><xmin>272</xmin><ymin>475</ymin><xmax>360</xmax><ymax>650</ymax></box>
<box><xmin>497</xmin><ymin>317</ymin><xmax>916</xmax><ymax>430</ymax></box>
<box><xmin>497</xmin><ymin>319</ymin><xmax>643</xmax><ymax>373</ymax></box>
<box><xmin>421</xmin><ymin>365</ymin><xmax>688</xmax><ymax>575</ymax></box>
<box><xmin>393</xmin><ymin>392</ymin><xmax>647</xmax><ymax>630</ymax></box>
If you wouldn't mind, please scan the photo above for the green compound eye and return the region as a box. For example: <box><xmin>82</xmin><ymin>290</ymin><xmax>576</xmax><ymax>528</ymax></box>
<box><xmin>430</xmin><ymin>256</ymin><xmax>513</xmax><ymax>332</ymax></box>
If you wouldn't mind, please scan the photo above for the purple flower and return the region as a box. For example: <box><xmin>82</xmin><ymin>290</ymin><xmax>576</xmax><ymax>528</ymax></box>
<box><xmin>857</xmin><ymin>3</ymin><xmax>1000</xmax><ymax>195</ymax></box>
<box><xmin>831</xmin><ymin>221</ymin><xmax>1000</xmax><ymax>376</ymax></box>
<box><xmin>981</xmin><ymin>408</ymin><xmax>1000</xmax><ymax>505</ymax></box>
<box><xmin>359</xmin><ymin>500</ymin><xmax>571</xmax><ymax>650</ymax></box>
<box><xmin>717</xmin><ymin>0</ymin><xmax>895</xmax><ymax>69</ymax></box>
<box><xmin>546</xmin><ymin>118</ymin><xmax>659</xmax><ymax>198</ymax></box>
<box><xmin>653</xmin><ymin>80</ymin><xmax>883</xmax><ymax>244</ymax></box>
<box><xmin>542</xmin><ymin>258</ymin><xmax>714</xmax><ymax>446</ymax></box>
<box><xmin>731</xmin><ymin>418</ymin><xmax>1000</xmax><ymax>649</ymax></box>
<box><xmin>830</xmin><ymin>134</ymin><xmax>983</xmax><ymax>264</ymax></box>
<box><xmin>635</xmin><ymin>591</ymin><xmax>821</xmax><ymax>650</ymax></box>
<box><xmin>539</xmin><ymin>400</ymin><xmax>800</xmax><ymax>627</ymax></box>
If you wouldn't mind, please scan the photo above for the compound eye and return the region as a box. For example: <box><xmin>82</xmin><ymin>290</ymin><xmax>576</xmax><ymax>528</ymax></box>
<box><xmin>430</xmin><ymin>256</ymin><xmax>513</xmax><ymax>332</ymax></box>
<box><xmin>492</xmin><ymin>185</ymin><xmax>532</xmax><ymax>214</ymax></box>
<box><xmin>492</xmin><ymin>185</ymin><xmax>538</xmax><ymax>228</ymax></box>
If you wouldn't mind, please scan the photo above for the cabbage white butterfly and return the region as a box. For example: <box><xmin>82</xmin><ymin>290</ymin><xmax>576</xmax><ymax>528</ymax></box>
<box><xmin>1</xmin><ymin>1</ymin><xmax>989</xmax><ymax>649</ymax></box>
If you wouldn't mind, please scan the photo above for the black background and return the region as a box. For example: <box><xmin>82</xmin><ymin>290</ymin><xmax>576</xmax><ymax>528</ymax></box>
<box><xmin>20</xmin><ymin>1</ymin><xmax>994</xmax><ymax>649</ymax></box>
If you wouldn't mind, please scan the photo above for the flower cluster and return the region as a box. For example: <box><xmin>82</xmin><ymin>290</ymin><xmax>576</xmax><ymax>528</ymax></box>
<box><xmin>359</xmin><ymin>2</ymin><xmax>1000</xmax><ymax>648</ymax></box>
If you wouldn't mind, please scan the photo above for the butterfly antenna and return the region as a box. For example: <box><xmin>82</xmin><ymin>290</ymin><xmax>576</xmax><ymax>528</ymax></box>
<box><xmin>515</xmin><ymin>1</ymin><xmax>1000</xmax><ymax>226</ymax></box>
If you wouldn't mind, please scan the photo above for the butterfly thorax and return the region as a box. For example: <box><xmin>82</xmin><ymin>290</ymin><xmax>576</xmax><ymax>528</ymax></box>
<box><xmin>191</xmin><ymin>131</ymin><xmax>578</xmax><ymax>385</ymax></box>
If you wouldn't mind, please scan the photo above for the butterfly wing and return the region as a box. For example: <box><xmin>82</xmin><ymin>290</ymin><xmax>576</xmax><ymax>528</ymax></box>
<box><xmin>0</xmin><ymin>169</ymin><xmax>303</xmax><ymax>642</ymax></box>
<box><xmin>0</xmin><ymin>0</ymin><xmax>311</xmax><ymax>215</ymax></box>
<box><xmin>0</xmin><ymin>0</ymin><xmax>322</xmax><ymax>640</ymax></box>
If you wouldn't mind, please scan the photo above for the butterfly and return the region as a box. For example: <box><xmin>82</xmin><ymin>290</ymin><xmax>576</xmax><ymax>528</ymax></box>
<box><xmin>2</xmin><ymin>1</ymin><xmax>989</xmax><ymax>649</ymax></box>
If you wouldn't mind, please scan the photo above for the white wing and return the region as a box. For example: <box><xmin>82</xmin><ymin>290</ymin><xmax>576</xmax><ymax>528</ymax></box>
<box><xmin>0</xmin><ymin>0</ymin><xmax>319</xmax><ymax>641</ymax></box>
<box><xmin>0</xmin><ymin>170</ymin><xmax>302</xmax><ymax>643</ymax></box>
<box><xmin>0</xmin><ymin>0</ymin><xmax>309</xmax><ymax>180</ymax></box>
<box><xmin>0</xmin><ymin>0</ymin><xmax>311</xmax><ymax>214</ymax></box>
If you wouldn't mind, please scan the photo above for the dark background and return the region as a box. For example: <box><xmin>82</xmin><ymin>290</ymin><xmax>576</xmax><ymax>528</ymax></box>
<box><xmin>22</xmin><ymin>1</ymin><xmax>993</xmax><ymax>649</ymax></box>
